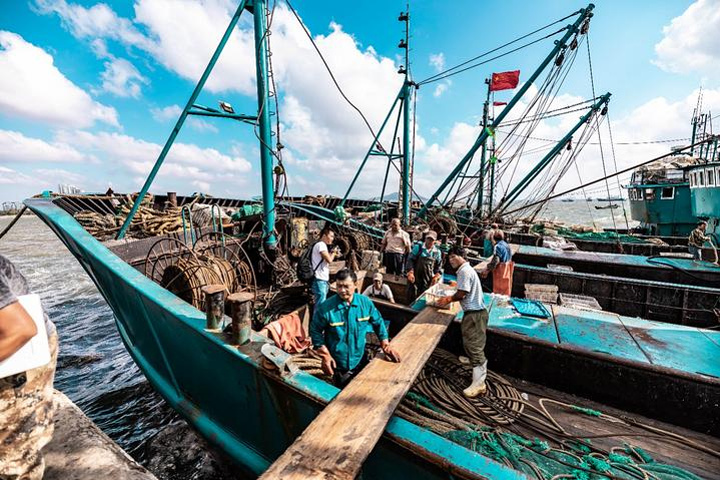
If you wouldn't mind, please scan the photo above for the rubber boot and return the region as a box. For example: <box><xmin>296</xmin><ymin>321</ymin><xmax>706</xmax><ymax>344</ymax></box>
<box><xmin>463</xmin><ymin>361</ymin><xmax>488</xmax><ymax>398</ymax></box>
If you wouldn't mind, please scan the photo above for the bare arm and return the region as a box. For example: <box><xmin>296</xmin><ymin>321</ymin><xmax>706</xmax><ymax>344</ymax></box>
<box><xmin>320</xmin><ymin>250</ymin><xmax>335</xmax><ymax>264</ymax></box>
<box><xmin>0</xmin><ymin>302</ymin><xmax>37</xmax><ymax>361</ymax></box>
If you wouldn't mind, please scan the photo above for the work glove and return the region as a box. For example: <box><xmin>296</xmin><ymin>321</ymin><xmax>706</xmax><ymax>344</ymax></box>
<box><xmin>431</xmin><ymin>273</ymin><xmax>441</xmax><ymax>285</ymax></box>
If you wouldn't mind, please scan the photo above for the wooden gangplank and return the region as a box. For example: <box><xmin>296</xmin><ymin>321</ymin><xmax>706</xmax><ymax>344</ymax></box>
<box><xmin>258</xmin><ymin>305</ymin><xmax>457</xmax><ymax>480</ymax></box>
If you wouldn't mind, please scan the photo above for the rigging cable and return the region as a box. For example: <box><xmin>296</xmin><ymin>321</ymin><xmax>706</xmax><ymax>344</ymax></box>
<box><xmin>419</xmin><ymin>28</ymin><xmax>567</xmax><ymax>86</ymax></box>
<box><xmin>585</xmin><ymin>31</ymin><xmax>622</xmax><ymax>242</ymax></box>
<box><xmin>417</xmin><ymin>9</ymin><xmax>580</xmax><ymax>85</ymax></box>
<box><xmin>285</xmin><ymin>0</ymin><xmax>379</xmax><ymax>143</ymax></box>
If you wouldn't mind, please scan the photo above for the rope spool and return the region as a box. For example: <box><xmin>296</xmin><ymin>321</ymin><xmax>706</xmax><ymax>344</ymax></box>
<box><xmin>161</xmin><ymin>257</ymin><xmax>224</xmax><ymax>308</ymax></box>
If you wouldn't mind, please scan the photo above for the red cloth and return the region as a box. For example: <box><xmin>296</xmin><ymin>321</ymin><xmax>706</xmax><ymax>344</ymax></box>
<box><xmin>261</xmin><ymin>312</ymin><xmax>311</xmax><ymax>354</ymax></box>
<box><xmin>493</xmin><ymin>101</ymin><xmax>508</xmax><ymax>106</ymax></box>
<box><xmin>492</xmin><ymin>261</ymin><xmax>515</xmax><ymax>296</ymax></box>
<box><xmin>489</xmin><ymin>70</ymin><xmax>520</xmax><ymax>92</ymax></box>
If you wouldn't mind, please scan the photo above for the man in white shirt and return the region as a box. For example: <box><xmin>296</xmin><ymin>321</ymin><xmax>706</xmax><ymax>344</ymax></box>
<box><xmin>362</xmin><ymin>272</ymin><xmax>395</xmax><ymax>303</ymax></box>
<box><xmin>436</xmin><ymin>245</ymin><xmax>488</xmax><ymax>398</ymax></box>
<box><xmin>311</xmin><ymin>226</ymin><xmax>339</xmax><ymax>306</ymax></box>
<box><xmin>381</xmin><ymin>218</ymin><xmax>411</xmax><ymax>275</ymax></box>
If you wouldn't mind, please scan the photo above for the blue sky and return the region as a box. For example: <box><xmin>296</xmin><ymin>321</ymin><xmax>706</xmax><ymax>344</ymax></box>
<box><xmin>1</xmin><ymin>0</ymin><xmax>718</xmax><ymax>204</ymax></box>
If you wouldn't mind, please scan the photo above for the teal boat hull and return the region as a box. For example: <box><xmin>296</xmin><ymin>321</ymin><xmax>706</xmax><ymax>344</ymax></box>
<box><xmin>25</xmin><ymin>198</ymin><xmax>521</xmax><ymax>479</ymax></box>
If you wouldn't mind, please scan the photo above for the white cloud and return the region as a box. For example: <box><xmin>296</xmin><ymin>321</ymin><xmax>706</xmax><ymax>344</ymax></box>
<box><xmin>0</xmin><ymin>31</ymin><xmax>119</xmax><ymax>128</ymax></box>
<box><xmin>429</xmin><ymin>53</ymin><xmax>445</xmax><ymax>72</ymax></box>
<box><xmin>54</xmin><ymin>130</ymin><xmax>252</xmax><ymax>178</ymax></box>
<box><xmin>33</xmin><ymin>0</ymin><xmax>155</xmax><ymax>51</ymax></box>
<box><xmin>0</xmin><ymin>166</ymin><xmax>35</xmax><ymax>185</ymax></box>
<box><xmin>151</xmin><ymin>105</ymin><xmax>182</xmax><ymax>122</ymax></box>
<box><xmin>433</xmin><ymin>82</ymin><xmax>449</xmax><ymax>98</ymax></box>
<box><xmin>98</xmin><ymin>57</ymin><xmax>149</xmax><ymax>98</ymax></box>
<box><xmin>0</xmin><ymin>129</ymin><xmax>90</xmax><ymax>163</ymax></box>
<box><xmin>33</xmin><ymin>168</ymin><xmax>86</xmax><ymax>185</ymax></box>
<box><xmin>653</xmin><ymin>0</ymin><xmax>720</xmax><ymax>76</ymax></box>
<box><xmin>150</xmin><ymin>104</ymin><xmax>218</xmax><ymax>133</ymax></box>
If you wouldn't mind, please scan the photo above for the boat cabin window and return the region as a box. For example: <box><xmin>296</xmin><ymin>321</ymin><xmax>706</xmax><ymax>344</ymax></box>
<box><xmin>708</xmin><ymin>169</ymin><xmax>715</xmax><ymax>186</ymax></box>
<box><xmin>716</xmin><ymin>167</ymin><xmax>720</xmax><ymax>186</ymax></box>
<box><xmin>644</xmin><ymin>188</ymin><xmax>655</xmax><ymax>201</ymax></box>
<box><xmin>660</xmin><ymin>187</ymin><xmax>674</xmax><ymax>199</ymax></box>
<box><xmin>699</xmin><ymin>171</ymin><xmax>705</xmax><ymax>187</ymax></box>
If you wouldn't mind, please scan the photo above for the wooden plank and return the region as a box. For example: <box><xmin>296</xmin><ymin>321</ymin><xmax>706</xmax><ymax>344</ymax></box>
<box><xmin>258</xmin><ymin>305</ymin><xmax>456</xmax><ymax>480</ymax></box>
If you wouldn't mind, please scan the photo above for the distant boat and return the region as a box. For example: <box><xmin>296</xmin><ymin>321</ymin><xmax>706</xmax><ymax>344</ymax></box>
<box><xmin>560</xmin><ymin>198</ymin><xmax>574</xmax><ymax>202</ymax></box>
<box><xmin>595</xmin><ymin>204</ymin><xmax>619</xmax><ymax>210</ymax></box>
<box><xmin>596</xmin><ymin>196</ymin><xmax>624</xmax><ymax>202</ymax></box>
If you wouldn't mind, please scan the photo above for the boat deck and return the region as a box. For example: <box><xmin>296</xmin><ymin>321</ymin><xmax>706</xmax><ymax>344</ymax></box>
<box><xmin>504</xmin><ymin>377</ymin><xmax>720</xmax><ymax>479</ymax></box>
<box><xmin>488</xmin><ymin>296</ymin><xmax>720</xmax><ymax>379</ymax></box>
<box><xmin>415</xmin><ymin>291</ymin><xmax>720</xmax><ymax>380</ymax></box>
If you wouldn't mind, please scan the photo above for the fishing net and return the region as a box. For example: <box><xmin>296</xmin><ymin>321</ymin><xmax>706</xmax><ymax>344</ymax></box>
<box><xmin>393</xmin><ymin>349</ymin><xmax>709</xmax><ymax>480</ymax></box>
<box><xmin>530</xmin><ymin>224</ymin><xmax>656</xmax><ymax>244</ymax></box>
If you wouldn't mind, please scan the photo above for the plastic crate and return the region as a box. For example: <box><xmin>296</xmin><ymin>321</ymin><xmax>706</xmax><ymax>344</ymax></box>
<box><xmin>559</xmin><ymin>293</ymin><xmax>602</xmax><ymax>311</ymax></box>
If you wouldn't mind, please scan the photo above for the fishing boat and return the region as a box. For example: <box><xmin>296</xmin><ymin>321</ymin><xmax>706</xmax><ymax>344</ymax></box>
<box><xmin>19</xmin><ymin>2</ymin><xmax>720</xmax><ymax>479</ymax></box>
<box><xmin>594</xmin><ymin>203</ymin><xmax>618</xmax><ymax>210</ymax></box>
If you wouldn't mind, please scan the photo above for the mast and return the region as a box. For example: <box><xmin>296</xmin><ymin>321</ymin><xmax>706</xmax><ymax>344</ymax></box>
<box><xmin>416</xmin><ymin>3</ymin><xmax>595</xmax><ymax>220</ymax></box>
<box><xmin>476</xmin><ymin>79</ymin><xmax>490</xmax><ymax>216</ymax></box>
<box><xmin>252</xmin><ymin>0</ymin><xmax>277</xmax><ymax>247</ymax></box>
<box><xmin>115</xmin><ymin>0</ymin><xmax>279</xmax><ymax>244</ymax></box>
<box><xmin>399</xmin><ymin>7</ymin><xmax>412</xmax><ymax>225</ymax></box>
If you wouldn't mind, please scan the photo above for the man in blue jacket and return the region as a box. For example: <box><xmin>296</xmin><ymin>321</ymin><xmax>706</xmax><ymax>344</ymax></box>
<box><xmin>310</xmin><ymin>268</ymin><xmax>400</xmax><ymax>387</ymax></box>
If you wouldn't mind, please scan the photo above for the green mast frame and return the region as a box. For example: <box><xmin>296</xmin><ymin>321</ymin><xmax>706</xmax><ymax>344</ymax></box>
<box><xmin>116</xmin><ymin>0</ymin><xmax>278</xmax><ymax>246</ymax></box>
<box><xmin>493</xmin><ymin>92</ymin><xmax>611</xmax><ymax>214</ymax></box>
<box><xmin>416</xmin><ymin>3</ymin><xmax>595</xmax><ymax>221</ymax></box>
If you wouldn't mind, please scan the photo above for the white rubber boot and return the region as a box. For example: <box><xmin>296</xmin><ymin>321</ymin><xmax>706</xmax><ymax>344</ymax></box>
<box><xmin>463</xmin><ymin>361</ymin><xmax>488</xmax><ymax>398</ymax></box>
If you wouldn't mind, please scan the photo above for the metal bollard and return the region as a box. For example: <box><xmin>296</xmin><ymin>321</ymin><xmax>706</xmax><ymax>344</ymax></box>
<box><xmin>227</xmin><ymin>292</ymin><xmax>254</xmax><ymax>345</ymax></box>
<box><xmin>202</xmin><ymin>285</ymin><xmax>226</xmax><ymax>330</ymax></box>
<box><xmin>167</xmin><ymin>191</ymin><xmax>178</xmax><ymax>207</ymax></box>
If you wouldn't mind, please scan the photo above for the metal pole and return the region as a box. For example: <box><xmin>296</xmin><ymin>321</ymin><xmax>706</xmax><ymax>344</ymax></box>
<box><xmin>253</xmin><ymin>0</ymin><xmax>277</xmax><ymax>247</ymax></box>
<box><xmin>477</xmin><ymin>81</ymin><xmax>491</xmax><ymax>217</ymax></box>
<box><xmin>497</xmin><ymin>92</ymin><xmax>611</xmax><ymax>210</ymax></box>
<box><xmin>116</xmin><ymin>0</ymin><xmax>248</xmax><ymax>240</ymax></box>
<box><xmin>416</xmin><ymin>3</ymin><xmax>595</xmax><ymax>220</ymax></box>
<box><xmin>402</xmin><ymin>82</ymin><xmax>411</xmax><ymax>225</ymax></box>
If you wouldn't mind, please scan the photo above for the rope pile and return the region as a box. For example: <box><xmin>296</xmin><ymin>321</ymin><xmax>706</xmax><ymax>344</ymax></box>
<box><xmin>160</xmin><ymin>254</ymin><xmax>238</xmax><ymax>309</ymax></box>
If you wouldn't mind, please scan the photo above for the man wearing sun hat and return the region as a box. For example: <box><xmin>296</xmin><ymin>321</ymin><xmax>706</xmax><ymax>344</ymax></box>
<box><xmin>362</xmin><ymin>272</ymin><xmax>395</xmax><ymax>303</ymax></box>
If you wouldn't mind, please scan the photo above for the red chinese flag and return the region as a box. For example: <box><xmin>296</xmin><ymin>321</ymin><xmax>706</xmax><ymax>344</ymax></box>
<box><xmin>489</xmin><ymin>70</ymin><xmax>520</xmax><ymax>92</ymax></box>
<box><xmin>493</xmin><ymin>101</ymin><xmax>508</xmax><ymax>106</ymax></box>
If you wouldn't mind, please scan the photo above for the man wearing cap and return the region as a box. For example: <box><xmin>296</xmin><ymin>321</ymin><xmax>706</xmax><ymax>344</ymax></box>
<box><xmin>381</xmin><ymin>218</ymin><xmax>411</xmax><ymax>275</ymax></box>
<box><xmin>362</xmin><ymin>272</ymin><xmax>395</xmax><ymax>303</ymax></box>
<box><xmin>406</xmin><ymin>230</ymin><xmax>442</xmax><ymax>301</ymax></box>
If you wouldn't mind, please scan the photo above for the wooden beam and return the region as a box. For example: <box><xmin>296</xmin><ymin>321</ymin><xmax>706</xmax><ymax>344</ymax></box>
<box><xmin>258</xmin><ymin>305</ymin><xmax>456</xmax><ymax>480</ymax></box>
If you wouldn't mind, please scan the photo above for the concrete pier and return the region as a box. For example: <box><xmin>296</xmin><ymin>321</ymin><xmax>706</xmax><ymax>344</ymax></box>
<box><xmin>43</xmin><ymin>390</ymin><xmax>157</xmax><ymax>480</ymax></box>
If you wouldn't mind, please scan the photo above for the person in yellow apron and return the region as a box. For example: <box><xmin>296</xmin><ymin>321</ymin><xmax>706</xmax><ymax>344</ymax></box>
<box><xmin>481</xmin><ymin>230</ymin><xmax>514</xmax><ymax>296</ymax></box>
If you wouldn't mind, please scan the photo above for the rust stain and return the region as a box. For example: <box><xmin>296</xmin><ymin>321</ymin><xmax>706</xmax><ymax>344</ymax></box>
<box><xmin>627</xmin><ymin>326</ymin><xmax>667</xmax><ymax>348</ymax></box>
